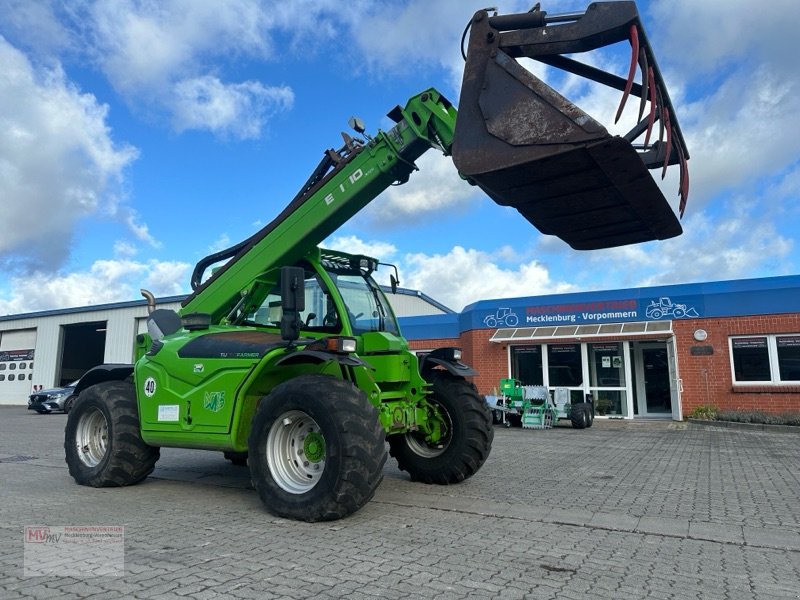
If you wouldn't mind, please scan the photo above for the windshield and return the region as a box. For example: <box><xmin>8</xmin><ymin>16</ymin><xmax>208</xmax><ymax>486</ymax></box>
<box><xmin>243</xmin><ymin>268</ymin><xmax>342</xmax><ymax>333</ymax></box>
<box><xmin>242</xmin><ymin>262</ymin><xmax>400</xmax><ymax>336</ymax></box>
<box><xmin>332</xmin><ymin>272</ymin><xmax>399</xmax><ymax>335</ymax></box>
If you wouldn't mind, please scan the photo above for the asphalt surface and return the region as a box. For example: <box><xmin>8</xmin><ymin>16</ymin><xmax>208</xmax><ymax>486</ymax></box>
<box><xmin>1</xmin><ymin>406</ymin><xmax>799</xmax><ymax>599</ymax></box>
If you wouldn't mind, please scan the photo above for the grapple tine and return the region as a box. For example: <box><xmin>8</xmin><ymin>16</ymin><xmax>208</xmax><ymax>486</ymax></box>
<box><xmin>644</xmin><ymin>66</ymin><xmax>657</xmax><ymax>146</ymax></box>
<box><xmin>656</xmin><ymin>88</ymin><xmax>666</xmax><ymax>147</ymax></box>
<box><xmin>637</xmin><ymin>47</ymin><xmax>649</xmax><ymax>123</ymax></box>
<box><xmin>614</xmin><ymin>24</ymin><xmax>640</xmax><ymax>124</ymax></box>
<box><xmin>661</xmin><ymin>107</ymin><xmax>672</xmax><ymax>179</ymax></box>
<box><xmin>677</xmin><ymin>140</ymin><xmax>689</xmax><ymax>217</ymax></box>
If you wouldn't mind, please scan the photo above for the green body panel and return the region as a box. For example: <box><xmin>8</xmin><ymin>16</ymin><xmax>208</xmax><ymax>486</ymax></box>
<box><xmin>134</xmin><ymin>89</ymin><xmax>461</xmax><ymax>451</ymax></box>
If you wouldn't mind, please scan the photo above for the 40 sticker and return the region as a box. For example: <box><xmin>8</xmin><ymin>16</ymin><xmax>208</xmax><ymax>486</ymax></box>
<box><xmin>143</xmin><ymin>377</ymin><xmax>157</xmax><ymax>397</ymax></box>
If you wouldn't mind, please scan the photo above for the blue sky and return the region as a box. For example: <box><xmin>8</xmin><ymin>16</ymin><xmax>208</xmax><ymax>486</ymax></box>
<box><xmin>1</xmin><ymin>0</ymin><xmax>799</xmax><ymax>315</ymax></box>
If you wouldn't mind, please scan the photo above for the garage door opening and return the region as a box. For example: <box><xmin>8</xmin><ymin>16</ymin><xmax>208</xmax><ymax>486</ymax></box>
<box><xmin>59</xmin><ymin>322</ymin><xmax>106</xmax><ymax>385</ymax></box>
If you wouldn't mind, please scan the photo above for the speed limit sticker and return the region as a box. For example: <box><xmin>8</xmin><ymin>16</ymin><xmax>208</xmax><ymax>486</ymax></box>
<box><xmin>143</xmin><ymin>377</ymin><xmax>157</xmax><ymax>397</ymax></box>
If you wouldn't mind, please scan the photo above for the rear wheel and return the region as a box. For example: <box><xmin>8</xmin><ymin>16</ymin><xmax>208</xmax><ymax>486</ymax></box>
<box><xmin>65</xmin><ymin>381</ymin><xmax>159</xmax><ymax>486</ymax></box>
<box><xmin>389</xmin><ymin>371</ymin><xmax>493</xmax><ymax>484</ymax></box>
<box><xmin>570</xmin><ymin>403</ymin><xmax>589</xmax><ymax>429</ymax></box>
<box><xmin>248</xmin><ymin>375</ymin><xmax>387</xmax><ymax>522</ymax></box>
<box><xmin>586</xmin><ymin>403</ymin><xmax>595</xmax><ymax>428</ymax></box>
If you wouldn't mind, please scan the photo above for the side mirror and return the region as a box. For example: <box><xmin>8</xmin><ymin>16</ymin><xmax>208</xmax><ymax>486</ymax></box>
<box><xmin>280</xmin><ymin>266</ymin><xmax>305</xmax><ymax>341</ymax></box>
<box><xmin>390</xmin><ymin>274</ymin><xmax>398</xmax><ymax>295</ymax></box>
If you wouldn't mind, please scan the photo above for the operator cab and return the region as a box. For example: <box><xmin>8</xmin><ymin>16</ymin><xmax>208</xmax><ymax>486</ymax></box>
<box><xmin>242</xmin><ymin>252</ymin><xmax>400</xmax><ymax>337</ymax></box>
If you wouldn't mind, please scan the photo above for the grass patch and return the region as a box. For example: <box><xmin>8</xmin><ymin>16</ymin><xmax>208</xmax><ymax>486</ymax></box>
<box><xmin>689</xmin><ymin>406</ymin><xmax>800</xmax><ymax>426</ymax></box>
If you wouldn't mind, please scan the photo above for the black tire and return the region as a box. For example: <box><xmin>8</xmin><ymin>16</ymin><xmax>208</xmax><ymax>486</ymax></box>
<box><xmin>248</xmin><ymin>374</ymin><xmax>387</xmax><ymax>522</ymax></box>
<box><xmin>586</xmin><ymin>403</ymin><xmax>595</xmax><ymax>428</ymax></box>
<box><xmin>389</xmin><ymin>371</ymin><xmax>493</xmax><ymax>484</ymax></box>
<box><xmin>64</xmin><ymin>381</ymin><xmax>160</xmax><ymax>487</ymax></box>
<box><xmin>223</xmin><ymin>451</ymin><xmax>248</xmax><ymax>466</ymax></box>
<box><xmin>570</xmin><ymin>403</ymin><xmax>589</xmax><ymax>429</ymax></box>
<box><xmin>63</xmin><ymin>395</ymin><xmax>77</xmax><ymax>414</ymax></box>
<box><xmin>35</xmin><ymin>408</ymin><xmax>50</xmax><ymax>414</ymax></box>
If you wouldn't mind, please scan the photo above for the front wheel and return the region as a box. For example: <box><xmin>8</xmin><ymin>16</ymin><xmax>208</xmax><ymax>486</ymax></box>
<box><xmin>389</xmin><ymin>371</ymin><xmax>493</xmax><ymax>484</ymax></box>
<box><xmin>65</xmin><ymin>381</ymin><xmax>160</xmax><ymax>486</ymax></box>
<box><xmin>248</xmin><ymin>375</ymin><xmax>387</xmax><ymax>522</ymax></box>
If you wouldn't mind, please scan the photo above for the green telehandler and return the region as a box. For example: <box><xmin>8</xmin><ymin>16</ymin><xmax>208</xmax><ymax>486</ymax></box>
<box><xmin>64</xmin><ymin>3</ymin><xmax>689</xmax><ymax>521</ymax></box>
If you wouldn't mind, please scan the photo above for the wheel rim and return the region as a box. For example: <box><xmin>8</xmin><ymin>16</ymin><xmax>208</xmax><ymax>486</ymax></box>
<box><xmin>75</xmin><ymin>407</ymin><xmax>108</xmax><ymax>467</ymax></box>
<box><xmin>266</xmin><ymin>410</ymin><xmax>326</xmax><ymax>494</ymax></box>
<box><xmin>406</xmin><ymin>399</ymin><xmax>453</xmax><ymax>458</ymax></box>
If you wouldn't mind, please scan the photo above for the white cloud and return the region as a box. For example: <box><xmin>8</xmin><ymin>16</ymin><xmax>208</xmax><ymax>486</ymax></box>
<box><xmin>403</xmin><ymin>246</ymin><xmax>575</xmax><ymax>311</ymax></box>
<box><xmin>359</xmin><ymin>152</ymin><xmax>480</xmax><ymax>228</ymax></box>
<box><xmin>79</xmin><ymin>0</ymin><xmax>297</xmax><ymax>139</ymax></box>
<box><xmin>583</xmin><ymin>206</ymin><xmax>794</xmax><ymax>288</ymax></box>
<box><xmin>172</xmin><ymin>76</ymin><xmax>293</xmax><ymax>140</ymax></box>
<box><xmin>0</xmin><ymin>37</ymin><xmax>138</xmax><ymax>272</ymax></box>
<box><xmin>113</xmin><ymin>241</ymin><xmax>138</xmax><ymax>258</ymax></box>
<box><xmin>327</xmin><ymin>235</ymin><xmax>397</xmax><ymax>261</ymax></box>
<box><xmin>0</xmin><ymin>258</ymin><xmax>191</xmax><ymax>315</ymax></box>
<box><xmin>87</xmin><ymin>0</ymin><xmax>272</xmax><ymax>93</ymax></box>
<box><xmin>123</xmin><ymin>210</ymin><xmax>161</xmax><ymax>248</ymax></box>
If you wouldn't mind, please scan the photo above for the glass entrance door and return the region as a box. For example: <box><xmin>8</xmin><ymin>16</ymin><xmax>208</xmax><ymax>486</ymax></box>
<box><xmin>634</xmin><ymin>343</ymin><xmax>672</xmax><ymax>416</ymax></box>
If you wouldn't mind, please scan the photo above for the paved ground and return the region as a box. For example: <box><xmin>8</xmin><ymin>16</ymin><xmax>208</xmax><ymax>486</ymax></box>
<box><xmin>1</xmin><ymin>406</ymin><xmax>799</xmax><ymax>599</ymax></box>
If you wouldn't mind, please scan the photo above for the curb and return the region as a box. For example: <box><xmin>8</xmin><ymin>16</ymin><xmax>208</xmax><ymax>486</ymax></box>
<box><xmin>687</xmin><ymin>418</ymin><xmax>800</xmax><ymax>435</ymax></box>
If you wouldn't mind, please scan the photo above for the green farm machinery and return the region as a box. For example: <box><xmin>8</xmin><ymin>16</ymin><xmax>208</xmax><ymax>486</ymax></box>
<box><xmin>64</xmin><ymin>3</ymin><xmax>687</xmax><ymax>521</ymax></box>
<box><xmin>493</xmin><ymin>379</ymin><xmax>594</xmax><ymax>429</ymax></box>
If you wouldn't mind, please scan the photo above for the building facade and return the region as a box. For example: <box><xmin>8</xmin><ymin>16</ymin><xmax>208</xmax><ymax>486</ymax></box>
<box><xmin>2</xmin><ymin>275</ymin><xmax>798</xmax><ymax>417</ymax></box>
<box><xmin>401</xmin><ymin>275</ymin><xmax>800</xmax><ymax>420</ymax></box>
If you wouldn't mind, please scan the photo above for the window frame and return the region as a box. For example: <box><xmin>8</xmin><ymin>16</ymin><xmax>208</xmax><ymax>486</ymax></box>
<box><xmin>729</xmin><ymin>334</ymin><xmax>800</xmax><ymax>385</ymax></box>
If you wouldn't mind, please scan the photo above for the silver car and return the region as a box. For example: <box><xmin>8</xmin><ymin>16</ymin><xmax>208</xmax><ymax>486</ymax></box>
<box><xmin>27</xmin><ymin>382</ymin><xmax>79</xmax><ymax>414</ymax></box>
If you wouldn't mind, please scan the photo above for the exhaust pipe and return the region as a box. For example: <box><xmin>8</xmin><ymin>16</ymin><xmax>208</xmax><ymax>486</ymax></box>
<box><xmin>140</xmin><ymin>289</ymin><xmax>156</xmax><ymax>315</ymax></box>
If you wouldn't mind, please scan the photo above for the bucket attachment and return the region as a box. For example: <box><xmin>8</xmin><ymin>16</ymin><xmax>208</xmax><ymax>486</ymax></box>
<box><xmin>453</xmin><ymin>2</ymin><xmax>689</xmax><ymax>250</ymax></box>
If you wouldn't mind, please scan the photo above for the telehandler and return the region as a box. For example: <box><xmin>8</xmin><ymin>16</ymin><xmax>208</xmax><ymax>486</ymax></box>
<box><xmin>65</xmin><ymin>3</ymin><xmax>689</xmax><ymax>521</ymax></box>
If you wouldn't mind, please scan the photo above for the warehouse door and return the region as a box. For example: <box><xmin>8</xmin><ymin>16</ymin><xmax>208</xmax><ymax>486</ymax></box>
<box><xmin>59</xmin><ymin>322</ymin><xmax>107</xmax><ymax>385</ymax></box>
<box><xmin>0</xmin><ymin>329</ymin><xmax>37</xmax><ymax>405</ymax></box>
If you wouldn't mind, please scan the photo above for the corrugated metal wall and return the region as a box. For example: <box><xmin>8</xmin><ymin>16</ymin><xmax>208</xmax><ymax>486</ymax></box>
<box><xmin>0</xmin><ymin>300</ymin><xmax>182</xmax><ymax>405</ymax></box>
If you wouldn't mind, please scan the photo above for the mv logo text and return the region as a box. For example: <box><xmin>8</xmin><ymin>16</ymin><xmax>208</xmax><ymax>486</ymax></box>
<box><xmin>26</xmin><ymin>526</ymin><xmax>60</xmax><ymax>544</ymax></box>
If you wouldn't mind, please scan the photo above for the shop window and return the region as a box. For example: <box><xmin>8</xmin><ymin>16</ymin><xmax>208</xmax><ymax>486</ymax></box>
<box><xmin>730</xmin><ymin>335</ymin><xmax>800</xmax><ymax>384</ymax></box>
<box><xmin>777</xmin><ymin>336</ymin><xmax>800</xmax><ymax>382</ymax></box>
<box><xmin>548</xmin><ymin>344</ymin><xmax>582</xmax><ymax>386</ymax></box>
<box><xmin>588</xmin><ymin>342</ymin><xmax>626</xmax><ymax>387</ymax></box>
<box><xmin>511</xmin><ymin>346</ymin><xmax>543</xmax><ymax>386</ymax></box>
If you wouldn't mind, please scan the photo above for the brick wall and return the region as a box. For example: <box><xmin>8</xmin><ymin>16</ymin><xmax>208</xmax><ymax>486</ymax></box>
<box><xmin>674</xmin><ymin>314</ymin><xmax>800</xmax><ymax>416</ymax></box>
<box><xmin>411</xmin><ymin>314</ymin><xmax>800</xmax><ymax>417</ymax></box>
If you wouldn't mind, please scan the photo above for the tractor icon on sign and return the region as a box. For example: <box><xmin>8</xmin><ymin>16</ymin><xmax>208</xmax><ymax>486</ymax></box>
<box><xmin>484</xmin><ymin>308</ymin><xmax>519</xmax><ymax>328</ymax></box>
<box><xmin>645</xmin><ymin>297</ymin><xmax>699</xmax><ymax>319</ymax></box>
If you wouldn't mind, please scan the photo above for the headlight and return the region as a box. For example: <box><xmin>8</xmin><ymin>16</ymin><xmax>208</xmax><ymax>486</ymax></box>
<box><xmin>323</xmin><ymin>337</ymin><xmax>357</xmax><ymax>354</ymax></box>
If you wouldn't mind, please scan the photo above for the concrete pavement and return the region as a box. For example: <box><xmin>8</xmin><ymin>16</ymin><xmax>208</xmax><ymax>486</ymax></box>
<box><xmin>1</xmin><ymin>408</ymin><xmax>799</xmax><ymax>599</ymax></box>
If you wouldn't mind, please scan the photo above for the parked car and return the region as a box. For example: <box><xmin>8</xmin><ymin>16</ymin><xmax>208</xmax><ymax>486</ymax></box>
<box><xmin>28</xmin><ymin>382</ymin><xmax>79</xmax><ymax>414</ymax></box>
